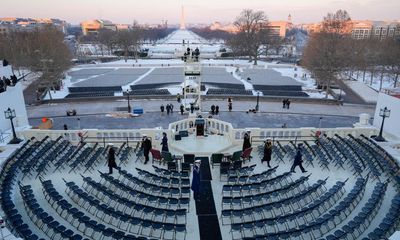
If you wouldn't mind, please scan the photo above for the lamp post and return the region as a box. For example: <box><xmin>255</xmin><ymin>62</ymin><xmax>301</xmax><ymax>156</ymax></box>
<box><xmin>255</xmin><ymin>91</ymin><xmax>260</xmax><ymax>112</ymax></box>
<box><xmin>4</xmin><ymin>108</ymin><xmax>22</xmax><ymax>144</ymax></box>
<box><xmin>375</xmin><ymin>107</ymin><xmax>390</xmax><ymax>142</ymax></box>
<box><xmin>126</xmin><ymin>90</ymin><xmax>132</xmax><ymax>113</ymax></box>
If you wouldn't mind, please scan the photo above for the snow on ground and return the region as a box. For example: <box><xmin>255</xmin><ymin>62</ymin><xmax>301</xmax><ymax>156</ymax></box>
<box><xmin>350</xmin><ymin>71</ymin><xmax>397</xmax><ymax>91</ymax></box>
<box><xmin>344</xmin><ymin>80</ymin><xmax>379</xmax><ymax>103</ymax></box>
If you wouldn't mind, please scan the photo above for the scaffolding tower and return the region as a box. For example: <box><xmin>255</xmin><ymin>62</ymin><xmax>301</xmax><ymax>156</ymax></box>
<box><xmin>182</xmin><ymin>59</ymin><xmax>202</xmax><ymax>115</ymax></box>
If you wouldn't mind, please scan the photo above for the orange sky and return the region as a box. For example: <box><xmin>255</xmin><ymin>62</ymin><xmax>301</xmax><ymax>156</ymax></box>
<box><xmin>0</xmin><ymin>0</ymin><xmax>399</xmax><ymax>25</ymax></box>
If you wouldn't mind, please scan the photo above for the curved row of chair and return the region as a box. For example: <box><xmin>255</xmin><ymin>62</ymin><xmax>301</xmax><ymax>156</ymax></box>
<box><xmin>226</xmin><ymin>178</ymin><xmax>347</xmax><ymax>229</ymax></box>
<box><xmin>222</xmin><ymin>171</ymin><xmax>293</xmax><ymax>197</ymax></box>
<box><xmin>99</xmin><ymin>171</ymin><xmax>191</xmax><ymax>201</ymax></box>
<box><xmin>223</xmin><ymin>176</ymin><xmax>326</xmax><ymax>213</ymax></box>
<box><xmin>322</xmin><ymin>181</ymin><xmax>388</xmax><ymax>240</ymax></box>
<box><xmin>83</xmin><ymin>173</ymin><xmax>190</xmax><ymax>209</ymax></box>
<box><xmin>225</xmin><ymin>166</ymin><xmax>276</xmax><ymax>185</ymax></box>
<box><xmin>0</xmin><ymin>139</ymin><xmax>45</xmax><ymax>240</ymax></box>
<box><xmin>134</xmin><ymin>168</ymin><xmax>190</xmax><ymax>189</ymax></box>
<box><xmin>231</xmin><ymin>177</ymin><xmax>365</xmax><ymax>240</ymax></box>
<box><xmin>366</xmin><ymin>193</ymin><xmax>400</xmax><ymax>239</ymax></box>
<box><xmin>222</xmin><ymin>175</ymin><xmax>316</xmax><ymax>210</ymax></box>
<box><xmin>152</xmin><ymin>165</ymin><xmax>190</xmax><ymax>179</ymax></box>
<box><xmin>65</xmin><ymin>179</ymin><xmax>187</xmax><ymax>239</ymax></box>
<box><xmin>19</xmin><ymin>183</ymin><xmax>81</xmax><ymax>240</ymax></box>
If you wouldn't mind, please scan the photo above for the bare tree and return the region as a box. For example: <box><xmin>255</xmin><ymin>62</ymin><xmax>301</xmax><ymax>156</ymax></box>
<box><xmin>302</xmin><ymin>10</ymin><xmax>352</xmax><ymax>98</ymax></box>
<box><xmin>98</xmin><ymin>29</ymin><xmax>117</xmax><ymax>55</ymax></box>
<box><xmin>228</xmin><ymin>9</ymin><xmax>269</xmax><ymax>65</ymax></box>
<box><xmin>115</xmin><ymin>28</ymin><xmax>142</xmax><ymax>62</ymax></box>
<box><xmin>0</xmin><ymin>25</ymin><xmax>71</xmax><ymax>98</ymax></box>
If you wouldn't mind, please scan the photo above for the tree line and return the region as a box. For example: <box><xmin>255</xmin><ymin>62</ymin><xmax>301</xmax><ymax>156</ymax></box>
<box><xmin>302</xmin><ymin>10</ymin><xmax>400</xmax><ymax>97</ymax></box>
<box><xmin>80</xmin><ymin>26</ymin><xmax>175</xmax><ymax>61</ymax></box>
<box><xmin>0</xmin><ymin>25</ymin><xmax>72</xmax><ymax>95</ymax></box>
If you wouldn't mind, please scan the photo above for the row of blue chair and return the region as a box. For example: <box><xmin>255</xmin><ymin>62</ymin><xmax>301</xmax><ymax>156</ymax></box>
<box><xmin>226</xmin><ymin>178</ymin><xmax>347</xmax><ymax>230</ymax></box>
<box><xmin>64</xmin><ymin>180</ymin><xmax>187</xmax><ymax>239</ymax></box>
<box><xmin>19</xmin><ymin>183</ymin><xmax>81</xmax><ymax>240</ymax></box>
<box><xmin>223</xmin><ymin>176</ymin><xmax>326</xmax><ymax>213</ymax></box>
<box><xmin>99</xmin><ymin>171</ymin><xmax>191</xmax><ymax>200</ymax></box>
<box><xmin>225</xmin><ymin>166</ymin><xmax>276</xmax><ymax>185</ymax></box>
<box><xmin>222</xmin><ymin>172</ymin><xmax>293</xmax><ymax>197</ymax></box>
<box><xmin>134</xmin><ymin>168</ymin><xmax>190</xmax><ymax>188</ymax></box>
<box><xmin>322</xmin><ymin>181</ymin><xmax>387</xmax><ymax>240</ymax></box>
<box><xmin>82</xmin><ymin>174</ymin><xmax>190</xmax><ymax>211</ymax></box>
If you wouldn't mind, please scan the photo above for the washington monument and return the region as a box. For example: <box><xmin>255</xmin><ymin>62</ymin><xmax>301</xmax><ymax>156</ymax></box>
<box><xmin>180</xmin><ymin>5</ymin><xmax>186</xmax><ymax>30</ymax></box>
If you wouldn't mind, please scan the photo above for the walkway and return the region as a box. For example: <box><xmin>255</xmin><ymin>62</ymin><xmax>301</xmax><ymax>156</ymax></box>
<box><xmin>194</xmin><ymin>157</ymin><xmax>222</xmax><ymax>240</ymax></box>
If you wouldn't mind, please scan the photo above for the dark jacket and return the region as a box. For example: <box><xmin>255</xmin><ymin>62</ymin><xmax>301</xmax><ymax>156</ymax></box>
<box><xmin>108</xmin><ymin>147</ymin><xmax>117</xmax><ymax>168</ymax></box>
<box><xmin>142</xmin><ymin>138</ymin><xmax>152</xmax><ymax>154</ymax></box>
<box><xmin>161</xmin><ymin>136</ymin><xmax>169</xmax><ymax>152</ymax></box>
<box><xmin>191</xmin><ymin>165</ymin><xmax>201</xmax><ymax>192</ymax></box>
<box><xmin>294</xmin><ymin>150</ymin><xmax>303</xmax><ymax>165</ymax></box>
<box><xmin>263</xmin><ymin>142</ymin><xmax>272</xmax><ymax>161</ymax></box>
<box><xmin>243</xmin><ymin>134</ymin><xmax>251</xmax><ymax>151</ymax></box>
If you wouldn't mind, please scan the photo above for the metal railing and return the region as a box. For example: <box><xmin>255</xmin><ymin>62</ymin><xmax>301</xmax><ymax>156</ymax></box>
<box><xmin>83</xmin><ymin>136</ymin><xmax>151</xmax><ymax>148</ymax></box>
<box><xmin>251</xmin><ymin>134</ymin><xmax>318</xmax><ymax>146</ymax></box>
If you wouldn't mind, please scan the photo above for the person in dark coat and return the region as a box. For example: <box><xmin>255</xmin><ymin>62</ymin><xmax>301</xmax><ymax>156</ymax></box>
<box><xmin>63</xmin><ymin>124</ymin><xmax>68</xmax><ymax>130</ymax></box>
<box><xmin>242</xmin><ymin>132</ymin><xmax>251</xmax><ymax>151</ymax></box>
<box><xmin>180</xmin><ymin>104</ymin><xmax>184</xmax><ymax>115</ymax></box>
<box><xmin>190</xmin><ymin>103</ymin><xmax>194</xmax><ymax>114</ymax></box>
<box><xmin>215</xmin><ymin>105</ymin><xmax>219</xmax><ymax>115</ymax></box>
<box><xmin>262</xmin><ymin>139</ymin><xmax>273</xmax><ymax>168</ymax></box>
<box><xmin>160</xmin><ymin>104</ymin><xmax>165</xmax><ymax>115</ymax></box>
<box><xmin>282</xmin><ymin>99</ymin><xmax>287</xmax><ymax>108</ymax></box>
<box><xmin>287</xmin><ymin>99</ymin><xmax>291</xmax><ymax>109</ymax></box>
<box><xmin>290</xmin><ymin>144</ymin><xmax>307</xmax><ymax>173</ymax></box>
<box><xmin>166</xmin><ymin>104</ymin><xmax>170</xmax><ymax>115</ymax></box>
<box><xmin>170</xmin><ymin>103</ymin><xmax>174</xmax><ymax>113</ymax></box>
<box><xmin>107</xmin><ymin>144</ymin><xmax>117</xmax><ymax>174</ymax></box>
<box><xmin>161</xmin><ymin>132</ymin><xmax>169</xmax><ymax>152</ymax></box>
<box><xmin>211</xmin><ymin>105</ymin><xmax>215</xmax><ymax>115</ymax></box>
<box><xmin>191</xmin><ymin>160</ymin><xmax>201</xmax><ymax>201</ymax></box>
<box><xmin>177</xmin><ymin>94</ymin><xmax>181</xmax><ymax>103</ymax></box>
<box><xmin>141</xmin><ymin>135</ymin><xmax>152</xmax><ymax>164</ymax></box>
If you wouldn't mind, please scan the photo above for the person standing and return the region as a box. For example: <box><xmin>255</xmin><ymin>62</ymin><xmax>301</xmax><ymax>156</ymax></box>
<box><xmin>180</xmin><ymin>104</ymin><xmax>184</xmax><ymax>115</ymax></box>
<box><xmin>290</xmin><ymin>144</ymin><xmax>307</xmax><ymax>173</ymax></box>
<box><xmin>242</xmin><ymin>132</ymin><xmax>251</xmax><ymax>151</ymax></box>
<box><xmin>228</xmin><ymin>97</ymin><xmax>233</xmax><ymax>111</ymax></box>
<box><xmin>166</xmin><ymin>104</ymin><xmax>170</xmax><ymax>115</ymax></box>
<box><xmin>287</xmin><ymin>99</ymin><xmax>291</xmax><ymax>109</ymax></box>
<box><xmin>107</xmin><ymin>144</ymin><xmax>117</xmax><ymax>174</ymax></box>
<box><xmin>160</xmin><ymin>104</ymin><xmax>165</xmax><ymax>115</ymax></box>
<box><xmin>141</xmin><ymin>135</ymin><xmax>152</xmax><ymax>164</ymax></box>
<box><xmin>177</xmin><ymin>93</ymin><xmax>181</xmax><ymax>103</ymax></box>
<box><xmin>161</xmin><ymin>132</ymin><xmax>169</xmax><ymax>152</ymax></box>
<box><xmin>211</xmin><ymin>105</ymin><xmax>215</xmax><ymax>115</ymax></box>
<box><xmin>282</xmin><ymin>99</ymin><xmax>287</xmax><ymax>109</ymax></box>
<box><xmin>191</xmin><ymin>160</ymin><xmax>201</xmax><ymax>201</ymax></box>
<box><xmin>262</xmin><ymin>139</ymin><xmax>273</xmax><ymax>168</ymax></box>
<box><xmin>215</xmin><ymin>105</ymin><xmax>219</xmax><ymax>115</ymax></box>
<box><xmin>170</xmin><ymin>103</ymin><xmax>174</xmax><ymax>113</ymax></box>
<box><xmin>63</xmin><ymin>124</ymin><xmax>68</xmax><ymax>130</ymax></box>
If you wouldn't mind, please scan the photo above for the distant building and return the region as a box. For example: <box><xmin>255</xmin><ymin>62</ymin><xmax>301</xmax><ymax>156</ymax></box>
<box><xmin>301</xmin><ymin>20</ymin><xmax>400</xmax><ymax>40</ymax></box>
<box><xmin>80</xmin><ymin>20</ymin><xmax>116</xmax><ymax>35</ymax></box>
<box><xmin>0</xmin><ymin>17</ymin><xmax>68</xmax><ymax>34</ymax></box>
<box><xmin>268</xmin><ymin>21</ymin><xmax>292</xmax><ymax>38</ymax></box>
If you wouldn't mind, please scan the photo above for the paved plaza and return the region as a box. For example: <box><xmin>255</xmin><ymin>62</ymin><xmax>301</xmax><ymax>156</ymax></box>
<box><xmin>27</xmin><ymin>99</ymin><xmax>374</xmax><ymax>130</ymax></box>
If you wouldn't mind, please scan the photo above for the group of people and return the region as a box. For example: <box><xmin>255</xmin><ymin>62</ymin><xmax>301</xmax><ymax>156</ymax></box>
<box><xmin>210</xmin><ymin>105</ymin><xmax>220</xmax><ymax>115</ymax></box>
<box><xmin>282</xmin><ymin>99</ymin><xmax>291</xmax><ymax>109</ymax></box>
<box><xmin>160</xmin><ymin>104</ymin><xmax>174</xmax><ymax>115</ymax></box>
<box><xmin>0</xmin><ymin>75</ymin><xmax>18</xmax><ymax>93</ymax></box>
